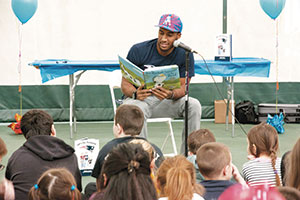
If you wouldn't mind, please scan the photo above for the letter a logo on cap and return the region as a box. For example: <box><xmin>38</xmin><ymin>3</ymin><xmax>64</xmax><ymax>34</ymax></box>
<box><xmin>156</xmin><ymin>14</ymin><xmax>183</xmax><ymax>33</ymax></box>
<box><xmin>163</xmin><ymin>16</ymin><xmax>171</xmax><ymax>27</ymax></box>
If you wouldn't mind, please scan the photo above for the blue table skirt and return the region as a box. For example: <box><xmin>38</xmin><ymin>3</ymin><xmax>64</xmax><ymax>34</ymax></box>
<box><xmin>30</xmin><ymin>58</ymin><xmax>270</xmax><ymax>83</ymax></box>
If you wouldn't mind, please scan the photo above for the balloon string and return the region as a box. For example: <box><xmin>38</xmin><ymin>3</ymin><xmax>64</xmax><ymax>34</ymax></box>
<box><xmin>18</xmin><ymin>24</ymin><xmax>23</xmax><ymax>115</ymax></box>
<box><xmin>275</xmin><ymin>20</ymin><xmax>278</xmax><ymax>113</ymax></box>
<box><xmin>20</xmin><ymin>89</ymin><xmax>23</xmax><ymax>116</ymax></box>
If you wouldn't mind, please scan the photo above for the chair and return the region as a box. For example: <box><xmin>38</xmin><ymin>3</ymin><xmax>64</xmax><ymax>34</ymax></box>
<box><xmin>109</xmin><ymin>70</ymin><xmax>177</xmax><ymax>156</ymax></box>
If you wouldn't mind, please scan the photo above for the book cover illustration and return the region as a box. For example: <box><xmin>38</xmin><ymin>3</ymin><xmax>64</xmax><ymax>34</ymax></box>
<box><xmin>119</xmin><ymin>55</ymin><xmax>144</xmax><ymax>87</ymax></box>
<box><xmin>74</xmin><ymin>138</ymin><xmax>99</xmax><ymax>176</ymax></box>
<box><xmin>118</xmin><ymin>55</ymin><xmax>181</xmax><ymax>90</ymax></box>
<box><xmin>214</xmin><ymin>34</ymin><xmax>232</xmax><ymax>61</ymax></box>
<box><xmin>143</xmin><ymin>65</ymin><xmax>181</xmax><ymax>90</ymax></box>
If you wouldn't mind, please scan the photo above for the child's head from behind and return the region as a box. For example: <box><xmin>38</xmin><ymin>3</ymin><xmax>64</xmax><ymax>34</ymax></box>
<box><xmin>97</xmin><ymin>140</ymin><xmax>157</xmax><ymax>193</ymax></box>
<box><xmin>156</xmin><ymin>155</ymin><xmax>203</xmax><ymax>200</ymax></box>
<box><xmin>188</xmin><ymin>129</ymin><xmax>216</xmax><ymax>154</ymax></box>
<box><xmin>196</xmin><ymin>142</ymin><xmax>232</xmax><ymax>180</ymax></box>
<box><xmin>100</xmin><ymin>142</ymin><xmax>157</xmax><ymax>200</ymax></box>
<box><xmin>21</xmin><ymin>109</ymin><xmax>54</xmax><ymax>139</ymax></box>
<box><xmin>113</xmin><ymin>104</ymin><xmax>144</xmax><ymax>137</ymax></box>
<box><xmin>129</xmin><ymin>139</ymin><xmax>155</xmax><ymax>162</ymax></box>
<box><xmin>278</xmin><ymin>186</ymin><xmax>300</xmax><ymax>200</ymax></box>
<box><xmin>247</xmin><ymin>122</ymin><xmax>279</xmax><ymax>158</ymax></box>
<box><xmin>280</xmin><ymin>151</ymin><xmax>291</xmax><ymax>186</ymax></box>
<box><xmin>286</xmin><ymin>138</ymin><xmax>300</xmax><ymax>190</ymax></box>
<box><xmin>28</xmin><ymin>168</ymin><xmax>81</xmax><ymax>200</ymax></box>
<box><xmin>247</xmin><ymin>123</ymin><xmax>282</xmax><ymax>186</ymax></box>
<box><xmin>0</xmin><ymin>137</ymin><xmax>7</xmax><ymax>159</ymax></box>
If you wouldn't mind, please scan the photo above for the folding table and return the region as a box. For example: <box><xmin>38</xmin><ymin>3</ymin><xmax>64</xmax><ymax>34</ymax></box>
<box><xmin>30</xmin><ymin>57</ymin><xmax>270</xmax><ymax>138</ymax></box>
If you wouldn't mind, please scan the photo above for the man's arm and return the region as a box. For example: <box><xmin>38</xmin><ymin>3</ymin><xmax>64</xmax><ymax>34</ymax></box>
<box><xmin>121</xmin><ymin>77</ymin><xmax>152</xmax><ymax>101</ymax></box>
<box><xmin>151</xmin><ymin>77</ymin><xmax>191</xmax><ymax>100</ymax></box>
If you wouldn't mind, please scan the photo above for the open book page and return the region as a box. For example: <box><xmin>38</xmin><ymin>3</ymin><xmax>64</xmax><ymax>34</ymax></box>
<box><xmin>118</xmin><ymin>55</ymin><xmax>180</xmax><ymax>90</ymax></box>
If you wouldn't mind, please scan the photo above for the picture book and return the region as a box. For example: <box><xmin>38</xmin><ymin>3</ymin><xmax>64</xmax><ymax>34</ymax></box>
<box><xmin>118</xmin><ymin>55</ymin><xmax>181</xmax><ymax>90</ymax></box>
<box><xmin>214</xmin><ymin>34</ymin><xmax>232</xmax><ymax>61</ymax></box>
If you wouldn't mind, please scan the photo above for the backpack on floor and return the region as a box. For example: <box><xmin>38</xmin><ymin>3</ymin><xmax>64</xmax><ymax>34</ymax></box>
<box><xmin>235</xmin><ymin>101</ymin><xmax>258</xmax><ymax>124</ymax></box>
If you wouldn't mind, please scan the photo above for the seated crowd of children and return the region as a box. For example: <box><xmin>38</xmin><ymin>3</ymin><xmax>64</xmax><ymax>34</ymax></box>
<box><xmin>0</xmin><ymin>105</ymin><xmax>299</xmax><ymax>200</ymax></box>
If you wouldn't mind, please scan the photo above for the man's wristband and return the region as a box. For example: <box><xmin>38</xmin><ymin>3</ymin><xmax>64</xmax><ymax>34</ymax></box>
<box><xmin>169</xmin><ymin>91</ymin><xmax>175</xmax><ymax>100</ymax></box>
<box><xmin>132</xmin><ymin>90</ymin><xmax>137</xmax><ymax>99</ymax></box>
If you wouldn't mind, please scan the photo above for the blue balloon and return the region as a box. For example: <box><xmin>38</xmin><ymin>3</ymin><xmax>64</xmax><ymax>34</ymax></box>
<box><xmin>11</xmin><ymin>0</ymin><xmax>38</xmax><ymax>24</ymax></box>
<box><xmin>259</xmin><ymin>0</ymin><xmax>286</xmax><ymax>20</ymax></box>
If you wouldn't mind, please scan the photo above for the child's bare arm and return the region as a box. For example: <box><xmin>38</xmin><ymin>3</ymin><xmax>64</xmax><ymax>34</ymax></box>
<box><xmin>232</xmin><ymin>164</ymin><xmax>248</xmax><ymax>188</ymax></box>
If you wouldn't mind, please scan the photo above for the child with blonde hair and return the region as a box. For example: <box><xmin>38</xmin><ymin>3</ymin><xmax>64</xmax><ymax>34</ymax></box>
<box><xmin>130</xmin><ymin>139</ymin><xmax>162</xmax><ymax>194</ymax></box>
<box><xmin>130</xmin><ymin>139</ymin><xmax>157</xmax><ymax>171</ymax></box>
<box><xmin>28</xmin><ymin>168</ymin><xmax>81</xmax><ymax>200</ymax></box>
<box><xmin>242</xmin><ymin>122</ymin><xmax>282</xmax><ymax>187</ymax></box>
<box><xmin>156</xmin><ymin>155</ymin><xmax>205</xmax><ymax>200</ymax></box>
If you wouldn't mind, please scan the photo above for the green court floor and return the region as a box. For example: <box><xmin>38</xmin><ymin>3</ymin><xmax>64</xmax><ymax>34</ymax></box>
<box><xmin>0</xmin><ymin>120</ymin><xmax>299</xmax><ymax>189</ymax></box>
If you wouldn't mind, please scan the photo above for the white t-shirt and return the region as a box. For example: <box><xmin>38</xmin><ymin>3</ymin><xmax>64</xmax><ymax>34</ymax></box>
<box><xmin>159</xmin><ymin>193</ymin><xmax>204</xmax><ymax>200</ymax></box>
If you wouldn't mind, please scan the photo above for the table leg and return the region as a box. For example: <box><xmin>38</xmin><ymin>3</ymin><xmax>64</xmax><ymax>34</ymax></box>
<box><xmin>72</xmin><ymin>70</ymin><xmax>86</xmax><ymax>133</ymax></box>
<box><xmin>225</xmin><ymin>77</ymin><xmax>235</xmax><ymax>137</ymax></box>
<box><xmin>225</xmin><ymin>77</ymin><xmax>230</xmax><ymax>131</ymax></box>
<box><xmin>69</xmin><ymin>74</ymin><xmax>74</xmax><ymax>139</ymax></box>
<box><xmin>69</xmin><ymin>71</ymin><xmax>86</xmax><ymax>139</ymax></box>
<box><xmin>231</xmin><ymin>77</ymin><xmax>235</xmax><ymax>137</ymax></box>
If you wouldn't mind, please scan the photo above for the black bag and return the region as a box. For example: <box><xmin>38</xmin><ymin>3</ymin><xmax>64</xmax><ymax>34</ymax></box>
<box><xmin>235</xmin><ymin>101</ymin><xmax>258</xmax><ymax>124</ymax></box>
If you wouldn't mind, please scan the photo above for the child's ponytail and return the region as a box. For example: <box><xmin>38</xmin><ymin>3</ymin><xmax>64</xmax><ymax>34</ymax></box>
<box><xmin>28</xmin><ymin>184</ymin><xmax>41</xmax><ymax>200</ymax></box>
<box><xmin>165</xmin><ymin>167</ymin><xmax>193</xmax><ymax>200</ymax></box>
<box><xmin>270</xmin><ymin>149</ymin><xmax>281</xmax><ymax>186</ymax></box>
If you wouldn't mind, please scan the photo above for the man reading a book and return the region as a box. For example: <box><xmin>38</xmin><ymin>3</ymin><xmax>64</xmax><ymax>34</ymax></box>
<box><xmin>121</xmin><ymin>13</ymin><xmax>201</xmax><ymax>153</ymax></box>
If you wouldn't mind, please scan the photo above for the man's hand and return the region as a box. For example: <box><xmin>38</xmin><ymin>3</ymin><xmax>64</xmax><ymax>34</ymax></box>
<box><xmin>121</xmin><ymin>78</ymin><xmax>151</xmax><ymax>101</ymax></box>
<box><xmin>150</xmin><ymin>78</ymin><xmax>188</xmax><ymax>100</ymax></box>
<box><xmin>151</xmin><ymin>86</ymin><xmax>173</xmax><ymax>100</ymax></box>
<box><xmin>136</xmin><ymin>85</ymin><xmax>152</xmax><ymax>101</ymax></box>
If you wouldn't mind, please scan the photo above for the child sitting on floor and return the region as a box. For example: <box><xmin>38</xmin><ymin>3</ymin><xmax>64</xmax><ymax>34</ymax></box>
<box><xmin>89</xmin><ymin>143</ymin><xmax>157</xmax><ymax>200</ymax></box>
<box><xmin>187</xmin><ymin>129</ymin><xmax>216</xmax><ymax>183</ymax></box>
<box><xmin>286</xmin><ymin>137</ymin><xmax>300</xmax><ymax>190</ymax></box>
<box><xmin>197</xmin><ymin>142</ymin><xmax>247</xmax><ymax>200</ymax></box>
<box><xmin>28</xmin><ymin>168</ymin><xmax>81</xmax><ymax>200</ymax></box>
<box><xmin>156</xmin><ymin>155</ymin><xmax>205</xmax><ymax>200</ymax></box>
<box><xmin>242</xmin><ymin>122</ymin><xmax>282</xmax><ymax>187</ymax></box>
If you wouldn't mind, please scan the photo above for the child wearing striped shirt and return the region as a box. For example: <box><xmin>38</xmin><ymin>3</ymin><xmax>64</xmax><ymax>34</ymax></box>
<box><xmin>242</xmin><ymin>122</ymin><xmax>282</xmax><ymax>187</ymax></box>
